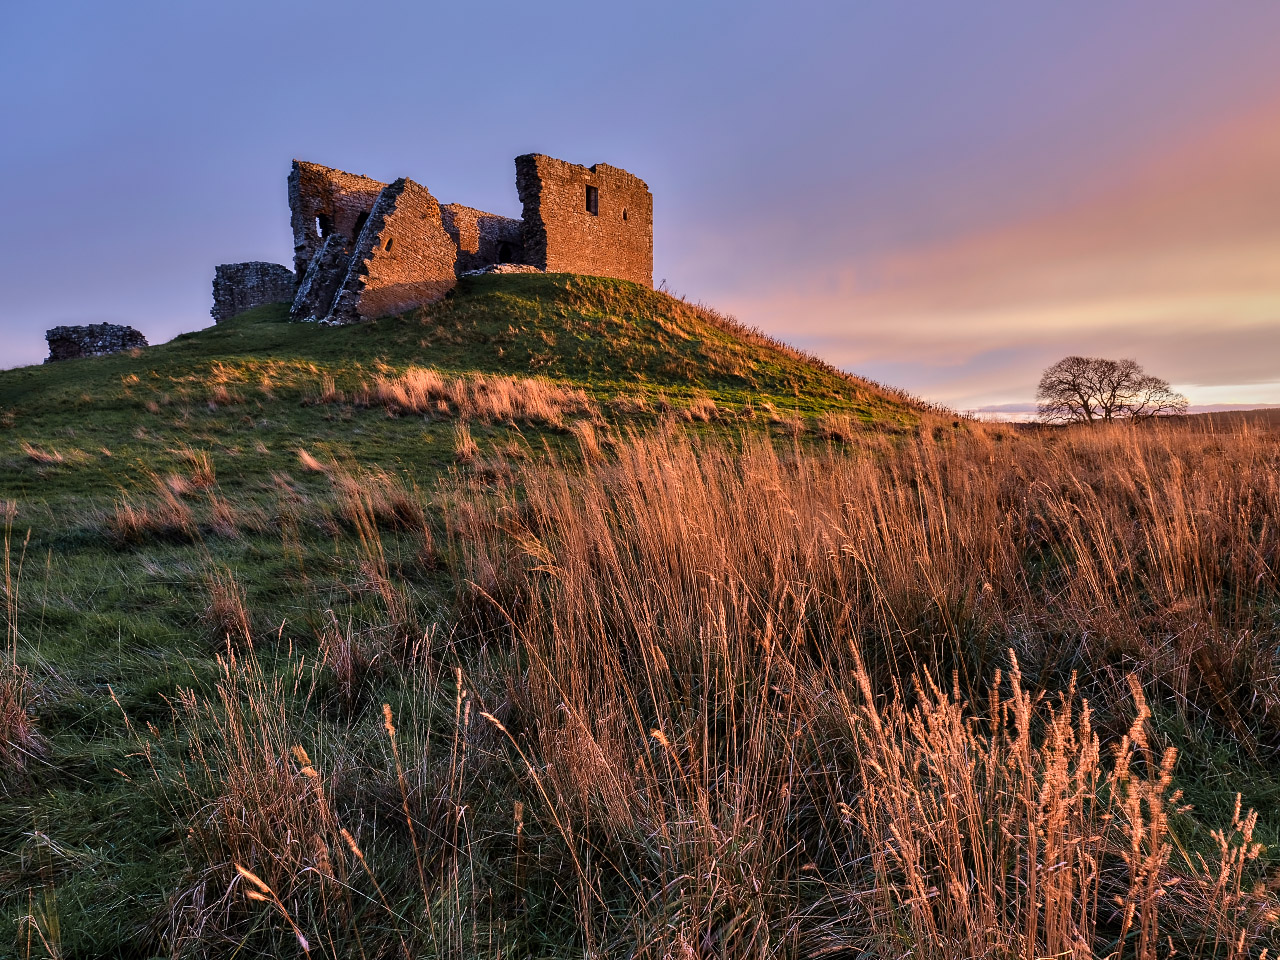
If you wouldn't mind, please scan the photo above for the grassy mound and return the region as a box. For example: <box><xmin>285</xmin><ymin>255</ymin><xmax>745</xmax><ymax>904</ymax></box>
<box><xmin>9</xmin><ymin>276</ymin><xmax>1278</xmax><ymax>957</ymax></box>
<box><xmin>0</xmin><ymin>273</ymin><xmax>923</xmax><ymax>507</ymax></box>
<box><xmin>0</xmin><ymin>275</ymin><xmax>938</xmax><ymax>956</ymax></box>
<box><xmin>1</xmin><ymin>272</ymin><xmax>920</xmax><ymax>424</ymax></box>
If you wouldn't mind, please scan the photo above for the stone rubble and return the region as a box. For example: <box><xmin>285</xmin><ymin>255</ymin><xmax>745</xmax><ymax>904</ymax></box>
<box><xmin>460</xmin><ymin>263</ymin><xmax>545</xmax><ymax>277</ymax></box>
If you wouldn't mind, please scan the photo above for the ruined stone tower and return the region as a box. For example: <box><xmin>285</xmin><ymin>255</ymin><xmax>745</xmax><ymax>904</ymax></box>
<box><xmin>516</xmin><ymin>155</ymin><xmax>653</xmax><ymax>287</ymax></box>
<box><xmin>212</xmin><ymin>154</ymin><xmax>653</xmax><ymax>325</ymax></box>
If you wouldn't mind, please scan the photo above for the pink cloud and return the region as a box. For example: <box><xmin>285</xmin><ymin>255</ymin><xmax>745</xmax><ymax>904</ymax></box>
<box><xmin>720</xmin><ymin>98</ymin><xmax>1280</xmax><ymax>409</ymax></box>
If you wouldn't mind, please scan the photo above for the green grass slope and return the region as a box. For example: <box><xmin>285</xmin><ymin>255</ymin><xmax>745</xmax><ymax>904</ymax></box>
<box><xmin>0</xmin><ymin>274</ymin><xmax>929</xmax><ymax>957</ymax></box>
<box><xmin>2</xmin><ymin>272</ymin><xmax>917</xmax><ymax>425</ymax></box>
<box><xmin>0</xmin><ymin>273</ymin><xmax>921</xmax><ymax>505</ymax></box>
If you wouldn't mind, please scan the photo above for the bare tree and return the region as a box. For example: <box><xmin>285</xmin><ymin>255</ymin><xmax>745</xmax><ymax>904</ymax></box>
<box><xmin>1036</xmin><ymin>356</ymin><xmax>1188</xmax><ymax>423</ymax></box>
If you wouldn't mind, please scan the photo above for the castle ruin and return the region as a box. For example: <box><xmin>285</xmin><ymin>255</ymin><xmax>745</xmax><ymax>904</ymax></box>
<box><xmin>212</xmin><ymin>154</ymin><xmax>653</xmax><ymax>325</ymax></box>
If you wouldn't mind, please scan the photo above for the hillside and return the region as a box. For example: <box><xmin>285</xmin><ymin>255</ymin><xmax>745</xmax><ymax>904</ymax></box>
<box><xmin>3</xmin><ymin>279</ymin><xmax>1279</xmax><ymax>957</ymax></box>
<box><xmin>0</xmin><ymin>274</ymin><xmax>935</xmax><ymax>957</ymax></box>
<box><xmin>0</xmin><ymin>273</ymin><xmax>921</xmax><ymax>506</ymax></box>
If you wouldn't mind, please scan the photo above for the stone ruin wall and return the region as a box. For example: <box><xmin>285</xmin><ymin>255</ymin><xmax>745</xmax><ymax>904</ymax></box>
<box><xmin>326</xmin><ymin>179</ymin><xmax>458</xmax><ymax>323</ymax></box>
<box><xmin>288</xmin><ymin>161</ymin><xmax>385</xmax><ymax>278</ymax></box>
<box><xmin>211</xmin><ymin>262</ymin><xmax>295</xmax><ymax>322</ymax></box>
<box><xmin>291</xmin><ymin>234</ymin><xmax>353</xmax><ymax>322</ymax></box>
<box><xmin>287</xmin><ymin>164</ymin><xmax>519</xmax><ymax>324</ymax></box>
<box><xmin>516</xmin><ymin>154</ymin><xmax>653</xmax><ymax>287</ymax></box>
<box><xmin>215</xmin><ymin>155</ymin><xmax>656</xmax><ymax>325</ymax></box>
<box><xmin>46</xmin><ymin>323</ymin><xmax>148</xmax><ymax>362</ymax></box>
<box><xmin>439</xmin><ymin>204</ymin><xmax>525</xmax><ymax>274</ymax></box>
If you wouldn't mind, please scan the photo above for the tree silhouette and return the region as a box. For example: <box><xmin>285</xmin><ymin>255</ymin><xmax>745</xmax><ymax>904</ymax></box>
<box><xmin>1036</xmin><ymin>356</ymin><xmax>1187</xmax><ymax>423</ymax></box>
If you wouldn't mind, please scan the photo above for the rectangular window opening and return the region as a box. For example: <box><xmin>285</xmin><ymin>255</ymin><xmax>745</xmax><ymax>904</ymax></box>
<box><xmin>585</xmin><ymin>185</ymin><xmax>599</xmax><ymax>216</ymax></box>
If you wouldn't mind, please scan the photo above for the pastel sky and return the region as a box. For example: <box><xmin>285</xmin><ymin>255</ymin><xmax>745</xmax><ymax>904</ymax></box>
<box><xmin>2</xmin><ymin>1</ymin><xmax>1278</xmax><ymax>413</ymax></box>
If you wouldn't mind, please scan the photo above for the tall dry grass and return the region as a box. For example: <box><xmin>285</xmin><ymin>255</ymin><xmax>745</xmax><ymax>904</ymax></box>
<box><xmin>104</xmin><ymin>450</ymin><xmax>265</xmax><ymax>545</ymax></box>
<box><xmin>160</xmin><ymin>645</ymin><xmax>492</xmax><ymax>957</ymax></box>
<box><xmin>456</xmin><ymin>422</ymin><xmax>1280</xmax><ymax>717</ymax></box>
<box><xmin>158</xmin><ymin>420</ymin><xmax>1280</xmax><ymax>958</ymax></box>
<box><xmin>2</xmin><ymin>502</ymin><xmax>46</xmax><ymax>792</ymax></box>
<box><xmin>441</xmin><ymin>421</ymin><xmax>1280</xmax><ymax>956</ymax></box>
<box><xmin>354</xmin><ymin>367</ymin><xmax>593</xmax><ymax>428</ymax></box>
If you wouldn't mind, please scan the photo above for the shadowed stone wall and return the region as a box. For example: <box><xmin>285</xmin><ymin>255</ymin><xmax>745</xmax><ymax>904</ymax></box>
<box><xmin>288</xmin><ymin>161</ymin><xmax>386</xmax><ymax>277</ymax></box>
<box><xmin>326</xmin><ymin>179</ymin><xmax>458</xmax><ymax>324</ymax></box>
<box><xmin>516</xmin><ymin>154</ymin><xmax>653</xmax><ymax>287</ymax></box>
<box><xmin>211</xmin><ymin>262</ymin><xmax>295</xmax><ymax>322</ymax></box>
<box><xmin>46</xmin><ymin>323</ymin><xmax>148</xmax><ymax>362</ymax></box>
<box><xmin>291</xmin><ymin>235</ymin><xmax>353</xmax><ymax>322</ymax></box>
<box><xmin>439</xmin><ymin>204</ymin><xmax>525</xmax><ymax>274</ymax></box>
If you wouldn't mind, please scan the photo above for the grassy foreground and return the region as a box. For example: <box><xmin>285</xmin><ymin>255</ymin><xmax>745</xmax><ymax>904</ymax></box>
<box><xmin>3</xmin><ymin>275</ymin><xmax>1280</xmax><ymax>957</ymax></box>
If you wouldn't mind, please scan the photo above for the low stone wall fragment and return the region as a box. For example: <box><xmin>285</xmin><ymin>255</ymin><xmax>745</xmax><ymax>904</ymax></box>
<box><xmin>211</xmin><ymin>262</ymin><xmax>296</xmax><ymax>322</ymax></box>
<box><xmin>45</xmin><ymin>323</ymin><xmax>148</xmax><ymax>362</ymax></box>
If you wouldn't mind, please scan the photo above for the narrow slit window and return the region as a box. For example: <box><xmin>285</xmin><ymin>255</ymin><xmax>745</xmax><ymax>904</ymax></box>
<box><xmin>384</xmin><ymin>237</ymin><xmax>394</xmax><ymax>252</ymax></box>
<box><xmin>622</xmin><ymin>208</ymin><xmax>628</xmax><ymax>221</ymax></box>
<box><xmin>354</xmin><ymin>211</ymin><xmax>369</xmax><ymax>237</ymax></box>
<box><xmin>585</xmin><ymin>185</ymin><xmax>599</xmax><ymax>216</ymax></box>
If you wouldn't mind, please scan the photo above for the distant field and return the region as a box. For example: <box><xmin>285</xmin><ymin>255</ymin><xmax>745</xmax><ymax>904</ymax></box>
<box><xmin>3</xmin><ymin>278</ymin><xmax>1279</xmax><ymax>958</ymax></box>
<box><xmin>1188</xmin><ymin>406</ymin><xmax>1280</xmax><ymax>428</ymax></box>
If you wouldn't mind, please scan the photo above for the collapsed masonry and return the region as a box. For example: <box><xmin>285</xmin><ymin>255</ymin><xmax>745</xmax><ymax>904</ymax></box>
<box><xmin>212</xmin><ymin>154</ymin><xmax>653</xmax><ymax>325</ymax></box>
<box><xmin>46</xmin><ymin>323</ymin><xmax>148</xmax><ymax>362</ymax></box>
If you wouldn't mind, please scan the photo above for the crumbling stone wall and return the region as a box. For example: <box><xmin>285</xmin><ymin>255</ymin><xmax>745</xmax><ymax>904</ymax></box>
<box><xmin>516</xmin><ymin>154</ymin><xmax>653</xmax><ymax>287</ymax></box>
<box><xmin>326</xmin><ymin>179</ymin><xmax>458</xmax><ymax>324</ymax></box>
<box><xmin>291</xmin><ymin>235</ymin><xmax>353</xmax><ymax>322</ymax></box>
<box><xmin>211</xmin><ymin>262</ymin><xmax>295</xmax><ymax>322</ymax></box>
<box><xmin>272</xmin><ymin>153</ymin><xmax>653</xmax><ymax>325</ymax></box>
<box><xmin>46</xmin><ymin>323</ymin><xmax>148</xmax><ymax>362</ymax></box>
<box><xmin>439</xmin><ymin>204</ymin><xmax>525</xmax><ymax>274</ymax></box>
<box><xmin>288</xmin><ymin>161</ymin><xmax>386</xmax><ymax>277</ymax></box>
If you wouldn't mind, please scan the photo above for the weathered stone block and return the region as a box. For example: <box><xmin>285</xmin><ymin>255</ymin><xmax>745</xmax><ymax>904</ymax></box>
<box><xmin>45</xmin><ymin>324</ymin><xmax>148</xmax><ymax>362</ymax></box>
<box><xmin>211</xmin><ymin>262</ymin><xmax>295</xmax><ymax>322</ymax></box>
<box><xmin>460</xmin><ymin>263</ymin><xmax>544</xmax><ymax>277</ymax></box>
<box><xmin>276</xmin><ymin>153</ymin><xmax>653</xmax><ymax>324</ymax></box>
<box><xmin>288</xmin><ymin>161</ymin><xmax>386</xmax><ymax>278</ymax></box>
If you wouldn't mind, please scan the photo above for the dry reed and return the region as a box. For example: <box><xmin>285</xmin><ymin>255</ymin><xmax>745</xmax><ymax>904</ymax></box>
<box><xmin>440</xmin><ymin>422</ymin><xmax>1280</xmax><ymax>956</ymax></box>
<box><xmin>356</xmin><ymin>367</ymin><xmax>593</xmax><ymax>428</ymax></box>
<box><xmin>107</xmin><ymin>477</ymin><xmax>198</xmax><ymax>543</ymax></box>
<box><xmin>159</xmin><ymin>420</ymin><xmax>1280</xmax><ymax>958</ymax></box>
<box><xmin>20</xmin><ymin>442</ymin><xmax>64</xmax><ymax>465</ymax></box>
<box><xmin>202</xmin><ymin>566</ymin><xmax>252</xmax><ymax>643</ymax></box>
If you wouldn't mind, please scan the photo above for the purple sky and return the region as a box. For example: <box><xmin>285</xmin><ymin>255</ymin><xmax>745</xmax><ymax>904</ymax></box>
<box><xmin>2</xmin><ymin>1</ymin><xmax>1279</xmax><ymax>412</ymax></box>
